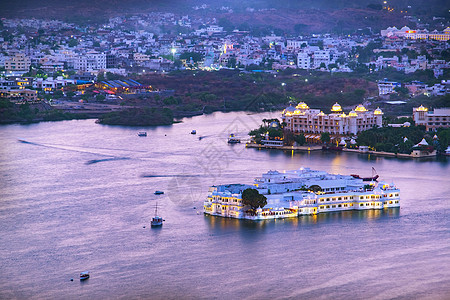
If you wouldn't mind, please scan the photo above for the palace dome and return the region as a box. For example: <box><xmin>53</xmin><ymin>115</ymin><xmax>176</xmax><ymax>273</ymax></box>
<box><xmin>355</xmin><ymin>104</ymin><xmax>368</xmax><ymax>112</ymax></box>
<box><xmin>331</xmin><ymin>102</ymin><xmax>342</xmax><ymax>112</ymax></box>
<box><xmin>284</xmin><ymin>106</ymin><xmax>295</xmax><ymax>113</ymax></box>
<box><xmin>296</xmin><ymin>102</ymin><xmax>309</xmax><ymax>110</ymax></box>
<box><xmin>349</xmin><ymin>110</ymin><xmax>357</xmax><ymax>117</ymax></box>
<box><xmin>374</xmin><ymin>107</ymin><xmax>383</xmax><ymax>115</ymax></box>
<box><xmin>416</xmin><ymin>105</ymin><xmax>428</xmax><ymax>112</ymax></box>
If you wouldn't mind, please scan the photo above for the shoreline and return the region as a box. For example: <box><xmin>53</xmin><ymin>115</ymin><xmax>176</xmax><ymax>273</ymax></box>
<box><xmin>246</xmin><ymin>142</ymin><xmax>440</xmax><ymax>158</ymax></box>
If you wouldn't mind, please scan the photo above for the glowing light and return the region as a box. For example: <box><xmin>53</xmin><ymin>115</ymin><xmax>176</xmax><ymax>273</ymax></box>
<box><xmin>295</xmin><ymin>102</ymin><xmax>309</xmax><ymax>110</ymax></box>
<box><xmin>416</xmin><ymin>105</ymin><xmax>428</xmax><ymax>112</ymax></box>
<box><xmin>331</xmin><ymin>102</ymin><xmax>342</xmax><ymax>112</ymax></box>
<box><xmin>355</xmin><ymin>104</ymin><xmax>368</xmax><ymax>112</ymax></box>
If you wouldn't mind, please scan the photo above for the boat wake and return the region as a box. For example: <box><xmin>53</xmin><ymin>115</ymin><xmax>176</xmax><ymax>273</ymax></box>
<box><xmin>141</xmin><ymin>174</ymin><xmax>200</xmax><ymax>178</ymax></box>
<box><xmin>85</xmin><ymin>157</ymin><xmax>131</xmax><ymax>165</ymax></box>
<box><xmin>19</xmin><ymin>139</ymin><xmax>134</xmax><ymax>164</ymax></box>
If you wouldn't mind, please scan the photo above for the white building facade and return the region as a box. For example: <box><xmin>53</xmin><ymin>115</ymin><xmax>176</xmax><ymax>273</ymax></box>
<box><xmin>297</xmin><ymin>52</ymin><xmax>311</xmax><ymax>69</ymax></box>
<box><xmin>204</xmin><ymin>168</ymin><xmax>400</xmax><ymax>220</ymax></box>
<box><xmin>74</xmin><ymin>51</ymin><xmax>106</xmax><ymax>72</ymax></box>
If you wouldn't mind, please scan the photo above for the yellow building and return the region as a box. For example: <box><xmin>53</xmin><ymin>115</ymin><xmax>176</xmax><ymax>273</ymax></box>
<box><xmin>282</xmin><ymin>102</ymin><xmax>383</xmax><ymax>139</ymax></box>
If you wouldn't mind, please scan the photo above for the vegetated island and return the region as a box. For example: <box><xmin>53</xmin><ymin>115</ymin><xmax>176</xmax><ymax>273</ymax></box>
<box><xmin>96</xmin><ymin>107</ymin><xmax>173</xmax><ymax>126</ymax></box>
<box><xmin>0</xmin><ymin>98</ymin><xmax>89</xmax><ymax>124</ymax></box>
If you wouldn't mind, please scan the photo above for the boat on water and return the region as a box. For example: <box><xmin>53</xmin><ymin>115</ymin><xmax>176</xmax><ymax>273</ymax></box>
<box><xmin>227</xmin><ymin>133</ymin><xmax>241</xmax><ymax>144</ymax></box>
<box><xmin>351</xmin><ymin>167</ymin><xmax>379</xmax><ymax>181</ymax></box>
<box><xmin>138</xmin><ymin>132</ymin><xmax>147</xmax><ymax>137</ymax></box>
<box><xmin>80</xmin><ymin>271</ymin><xmax>90</xmax><ymax>280</ymax></box>
<box><xmin>191</xmin><ymin>130</ymin><xmax>197</xmax><ymax>135</ymax></box>
<box><xmin>154</xmin><ymin>190</ymin><xmax>164</xmax><ymax>195</ymax></box>
<box><xmin>445</xmin><ymin>146</ymin><xmax>450</xmax><ymax>156</ymax></box>
<box><xmin>151</xmin><ymin>204</ymin><xmax>164</xmax><ymax>227</ymax></box>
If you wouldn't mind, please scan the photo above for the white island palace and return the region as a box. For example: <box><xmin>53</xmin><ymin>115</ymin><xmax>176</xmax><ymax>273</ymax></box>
<box><xmin>204</xmin><ymin>168</ymin><xmax>400</xmax><ymax>220</ymax></box>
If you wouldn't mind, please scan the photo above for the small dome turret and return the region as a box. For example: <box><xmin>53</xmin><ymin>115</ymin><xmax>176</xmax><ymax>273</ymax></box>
<box><xmin>355</xmin><ymin>104</ymin><xmax>368</xmax><ymax>112</ymax></box>
<box><xmin>331</xmin><ymin>102</ymin><xmax>342</xmax><ymax>112</ymax></box>
<box><xmin>295</xmin><ymin>102</ymin><xmax>309</xmax><ymax>110</ymax></box>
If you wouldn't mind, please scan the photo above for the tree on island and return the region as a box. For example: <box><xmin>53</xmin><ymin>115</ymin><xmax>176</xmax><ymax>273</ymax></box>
<box><xmin>309</xmin><ymin>185</ymin><xmax>322</xmax><ymax>193</ymax></box>
<box><xmin>242</xmin><ymin>188</ymin><xmax>267</xmax><ymax>215</ymax></box>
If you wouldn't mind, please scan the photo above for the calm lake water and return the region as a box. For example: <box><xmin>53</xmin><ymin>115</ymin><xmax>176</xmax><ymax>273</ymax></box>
<box><xmin>1</xmin><ymin>111</ymin><xmax>450</xmax><ymax>300</ymax></box>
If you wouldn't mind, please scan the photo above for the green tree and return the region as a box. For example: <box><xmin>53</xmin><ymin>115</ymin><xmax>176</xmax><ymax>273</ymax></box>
<box><xmin>97</xmin><ymin>72</ymin><xmax>105</xmax><ymax>82</ymax></box>
<box><xmin>294</xmin><ymin>134</ymin><xmax>306</xmax><ymax>145</ymax></box>
<box><xmin>394</xmin><ymin>86</ymin><xmax>409</xmax><ymax>96</ymax></box>
<box><xmin>218</xmin><ymin>18</ymin><xmax>234</xmax><ymax>32</ymax></box>
<box><xmin>242</xmin><ymin>188</ymin><xmax>267</xmax><ymax>213</ymax></box>
<box><xmin>68</xmin><ymin>38</ymin><xmax>78</xmax><ymax>47</ymax></box>
<box><xmin>309</xmin><ymin>185</ymin><xmax>322</xmax><ymax>193</ymax></box>
<box><xmin>321</xmin><ymin>132</ymin><xmax>331</xmax><ymax>144</ymax></box>
<box><xmin>227</xmin><ymin>57</ymin><xmax>237</xmax><ymax>68</ymax></box>
<box><xmin>96</xmin><ymin>94</ymin><xmax>106</xmax><ymax>101</ymax></box>
<box><xmin>179</xmin><ymin>52</ymin><xmax>204</xmax><ymax>63</ymax></box>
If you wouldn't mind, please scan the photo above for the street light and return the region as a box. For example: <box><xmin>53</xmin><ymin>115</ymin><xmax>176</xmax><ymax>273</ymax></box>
<box><xmin>171</xmin><ymin>48</ymin><xmax>176</xmax><ymax>61</ymax></box>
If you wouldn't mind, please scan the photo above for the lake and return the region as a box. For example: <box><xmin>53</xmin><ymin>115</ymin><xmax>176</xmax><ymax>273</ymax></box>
<box><xmin>1</xmin><ymin>111</ymin><xmax>449</xmax><ymax>299</ymax></box>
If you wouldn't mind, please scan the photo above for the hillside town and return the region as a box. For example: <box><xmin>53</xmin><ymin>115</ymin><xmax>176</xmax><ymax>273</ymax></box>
<box><xmin>0</xmin><ymin>12</ymin><xmax>449</xmax><ymax>149</ymax></box>
<box><xmin>0</xmin><ymin>11</ymin><xmax>449</xmax><ymax>99</ymax></box>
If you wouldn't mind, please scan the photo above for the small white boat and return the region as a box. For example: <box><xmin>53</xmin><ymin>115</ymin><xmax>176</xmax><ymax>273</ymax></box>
<box><xmin>445</xmin><ymin>146</ymin><xmax>450</xmax><ymax>156</ymax></box>
<box><xmin>191</xmin><ymin>130</ymin><xmax>196</xmax><ymax>135</ymax></box>
<box><xmin>80</xmin><ymin>271</ymin><xmax>90</xmax><ymax>280</ymax></box>
<box><xmin>138</xmin><ymin>132</ymin><xmax>147</xmax><ymax>137</ymax></box>
<box><xmin>154</xmin><ymin>191</ymin><xmax>164</xmax><ymax>195</ymax></box>
<box><xmin>151</xmin><ymin>204</ymin><xmax>164</xmax><ymax>227</ymax></box>
<box><xmin>227</xmin><ymin>133</ymin><xmax>241</xmax><ymax>144</ymax></box>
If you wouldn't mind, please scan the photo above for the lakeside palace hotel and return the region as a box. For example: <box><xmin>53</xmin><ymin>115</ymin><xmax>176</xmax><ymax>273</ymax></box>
<box><xmin>204</xmin><ymin>168</ymin><xmax>400</xmax><ymax>220</ymax></box>
<box><xmin>282</xmin><ymin>102</ymin><xmax>383</xmax><ymax>140</ymax></box>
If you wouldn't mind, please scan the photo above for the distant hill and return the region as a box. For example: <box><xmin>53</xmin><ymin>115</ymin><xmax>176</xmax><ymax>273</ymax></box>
<box><xmin>1</xmin><ymin>0</ymin><xmax>448</xmax><ymax>33</ymax></box>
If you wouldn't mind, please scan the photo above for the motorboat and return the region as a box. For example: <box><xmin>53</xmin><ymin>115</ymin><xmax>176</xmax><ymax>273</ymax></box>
<box><xmin>191</xmin><ymin>130</ymin><xmax>196</xmax><ymax>135</ymax></box>
<box><xmin>138</xmin><ymin>132</ymin><xmax>147</xmax><ymax>137</ymax></box>
<box><xmin>80</xmin><ymin>271</ymin><xmax>90</xmax><ymax>280</ymax></box>
<box><xmin>154</xmin><ymin>191</ymin><xmax>164</xmax><ymax>195</ymax></box>
<box><xmin>227</xmin><ymin>133</ymin><xmax>241</xmax><ymax>144</ymax></box>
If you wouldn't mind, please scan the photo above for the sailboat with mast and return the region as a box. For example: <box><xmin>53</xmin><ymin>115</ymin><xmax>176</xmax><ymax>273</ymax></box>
<box><xmin>151</xmin><ymin>203</ymin><xmax>164</xmax><ymax>227</ymax></box>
